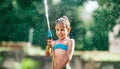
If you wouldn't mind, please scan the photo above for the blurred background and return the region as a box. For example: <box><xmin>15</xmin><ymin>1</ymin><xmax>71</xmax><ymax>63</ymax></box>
<box><xmin>0</xmin><ymin>0</ymin><xmax>120</xmax><ymax>69</ymax></box>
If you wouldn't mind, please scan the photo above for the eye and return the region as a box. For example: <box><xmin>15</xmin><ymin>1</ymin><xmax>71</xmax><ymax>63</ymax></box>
<box><xmin>56</xmin><ymin>28</ymin><xmax>59</xmax><ymax>31</ymax></box>
<box><xmin>61</xmin><ymin>28</ymin><xmax>65</xmax><ymax>31</ymax></box>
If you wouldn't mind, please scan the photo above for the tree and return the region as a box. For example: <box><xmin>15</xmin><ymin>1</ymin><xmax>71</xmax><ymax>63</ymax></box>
<box><xmin>90</xmin><ymin>0</ymin><xmax>120</xmax><ymax>50</ymax></box>
<box><xmin>1</xmin><ymin>0</ymin><xmax>119</xmax><ymax>50</ymax></box>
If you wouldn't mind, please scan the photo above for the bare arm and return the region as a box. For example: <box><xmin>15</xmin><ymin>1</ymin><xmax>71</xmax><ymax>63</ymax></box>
<box><xmin>58</xmin><ymin>39</ymin><xmax>75</xmax><ymax>69</ymax></box>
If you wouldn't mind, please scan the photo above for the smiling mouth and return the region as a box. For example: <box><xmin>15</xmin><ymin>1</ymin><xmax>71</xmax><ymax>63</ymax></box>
<box><xmin>58</xmin><ymin>35</ymin><xmax>63</xmax><ymax>38</ymax></box>
<box><xmin>58</xmin><ymin>35</ymin><xmax>62</xmax><ymax>37</ymax></box>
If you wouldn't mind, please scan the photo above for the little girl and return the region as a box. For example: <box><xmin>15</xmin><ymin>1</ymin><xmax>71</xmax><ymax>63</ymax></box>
<box><xmin>45</xmin><ymin>16</ymin><xmax>75</xmax><ymax>69</ymax></box>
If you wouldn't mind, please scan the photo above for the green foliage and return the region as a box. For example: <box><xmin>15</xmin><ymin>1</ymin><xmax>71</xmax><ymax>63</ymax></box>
<box><xmin>21</xmin><ymin>58</ymin><xmax>40</xmax><ymax>69</ymax></box>
<box><xmin>0</xmin><ymin>0</ymin><xmax>47</xmax><ymax>49</ymax></box>
<box><xmin>0</xmin><ymin>56</ymin><xmax>4</xmax><ymax>64</ymax></box>
<box><xmin>90</xmin><ymin>0</ymin><xmax>120</xmax><ymax>50</ymax></box>
<box><xmin>0</xmin><ymin>0</ymin><xmax>119</xmax><ymax>50</ymax></box>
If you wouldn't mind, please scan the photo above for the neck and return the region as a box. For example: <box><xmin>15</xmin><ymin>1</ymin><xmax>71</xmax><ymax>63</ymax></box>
<box><xmin>59</xmin><ymin>37</ymin><xmax>68</xmax><ymax>40</ymax></box>
<box><xmin>58</xmin><ymin>37</ymin><xmax>68</xmax><ymax>43</ymax></box>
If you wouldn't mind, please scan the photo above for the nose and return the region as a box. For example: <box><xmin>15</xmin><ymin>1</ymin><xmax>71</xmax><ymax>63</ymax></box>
<box><xmin>58</xmin><ymin>30</ymin><xmax>62</xmax><ymax>34</ymax></box>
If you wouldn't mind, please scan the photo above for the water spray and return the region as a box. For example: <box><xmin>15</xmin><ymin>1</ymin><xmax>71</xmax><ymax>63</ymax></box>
<box><xmin>44</xmin><ymin>0</ymin><xmax>52</xmax><ymax>39</ymax></box>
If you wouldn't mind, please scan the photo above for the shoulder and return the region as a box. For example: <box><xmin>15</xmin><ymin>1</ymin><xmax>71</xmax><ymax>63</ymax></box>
<box><xmin>68</xmin><ymin>38</ymin><xmax>74</xmax><ymax>42</ymax></box>
<box><xmin>67</xmin><ymin>38</ymin><xmax>75</xmax><ymax>45</ymax></box>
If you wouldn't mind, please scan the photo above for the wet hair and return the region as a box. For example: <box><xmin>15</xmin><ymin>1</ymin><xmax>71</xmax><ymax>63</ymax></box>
<box><xmin>55</xmin><ymin>16</ymin><xmax>70</xmax><ymax>28</ymax></box>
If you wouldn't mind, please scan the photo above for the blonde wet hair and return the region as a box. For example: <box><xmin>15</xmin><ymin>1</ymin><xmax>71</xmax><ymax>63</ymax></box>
<box><xmin>55</xmin><ymin>16</ymin><xmax>71</xmax><ymax>28</ymax></box>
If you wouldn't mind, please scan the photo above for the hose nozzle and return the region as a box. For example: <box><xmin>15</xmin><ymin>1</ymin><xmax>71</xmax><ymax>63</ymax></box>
<box><xmin>48</xmin><ymin>30</ymin><xmax>52</xmax><ymax>39</ymax></box>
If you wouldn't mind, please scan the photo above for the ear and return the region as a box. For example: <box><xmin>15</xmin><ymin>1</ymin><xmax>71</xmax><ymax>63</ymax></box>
<box><xmin>67</xmin><ymin>27</ymin><xmax>71</xmax><ymax>33</ymax></box>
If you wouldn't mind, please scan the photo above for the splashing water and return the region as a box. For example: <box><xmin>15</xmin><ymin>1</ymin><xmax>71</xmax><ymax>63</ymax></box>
<box><xmin>44</xmin><ymin>0</ymin><xmax>50</xmax><ymax>30</ymax></box>
<box><xmin>44</xmin><ymin>0</ymin><xmax>52</xmax><ymax>38</ymax></box>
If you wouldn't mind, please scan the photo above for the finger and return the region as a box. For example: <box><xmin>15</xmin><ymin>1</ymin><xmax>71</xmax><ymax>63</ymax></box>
<box><xmin>47</xmin><ymin>40</ymin><xmax>52</xmax><ymax>43</ymax></box>
<box><xmin>47</xmin><ymin>42</ymin><xmax>53</xmax><ymax>47</ymax></box>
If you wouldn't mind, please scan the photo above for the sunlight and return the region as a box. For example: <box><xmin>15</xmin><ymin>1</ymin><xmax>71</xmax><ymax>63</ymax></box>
<box><xmin>84</xmin><ymin>1</ymin><xmax>99</xmax><ymax>13</ymax></box>
<box><xmin>12</xmin><ymin>0</ymin><xmax>18</xmax><ymax>8</ymax></box>
<box><xmin>52</xmin><ymin>0</ymin><xmax>61</xmax><ymax>4</ymax></box>
<box><xmin>80</xmin><ymin>1</ymin><xmax>99</xmax><ymax>22</ymax></box>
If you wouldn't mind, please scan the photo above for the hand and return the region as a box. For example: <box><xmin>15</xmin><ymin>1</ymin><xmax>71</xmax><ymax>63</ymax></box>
<box><xmin>45</xmin><ymin>49</ymin><xmax>51</xmax><ymax>57</ymax></box>
<box><xmin>47</xmin><ymin>39</ymin><xmax>53</xmax><ymax>48</ymax></box>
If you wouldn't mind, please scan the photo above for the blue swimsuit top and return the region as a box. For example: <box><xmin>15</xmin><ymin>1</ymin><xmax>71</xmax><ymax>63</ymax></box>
<box><xmin>52</xmin><ymin>44</ymin><xmax>68</xmax><ymax>51</ymax></box>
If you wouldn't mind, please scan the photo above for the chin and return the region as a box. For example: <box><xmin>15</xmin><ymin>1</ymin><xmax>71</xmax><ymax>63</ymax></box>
<box><xmin>58</xmin><ymin>37</ymin><xmax>62</xmax><ymax>39</ymax></box>
<box><xmin>60</xmin><ymin>38</ymin><xmax>65</xmax><ymax>40</ymax></box>
<box><xmin>58</xmin><ymin>38</ymin><xmax>62</xmax><ymax>40</ymax></box>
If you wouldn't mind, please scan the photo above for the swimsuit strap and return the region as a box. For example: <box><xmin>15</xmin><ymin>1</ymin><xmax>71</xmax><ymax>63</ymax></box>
<box><xmin>52</xmin><ymin>44</ymin><xmax>68</xmax><ymax>51</ymax></box>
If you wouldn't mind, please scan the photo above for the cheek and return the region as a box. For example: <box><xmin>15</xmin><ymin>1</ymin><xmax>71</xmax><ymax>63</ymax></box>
<box><xmin>64</xmin><ymin>30</ymin><xmax>68</xmax><ymax>35</ymax></box>
<box><xmin>56</xmin><ymin>31</ymin><xmax>58</xmax><ymax>34</ymax></box>
<box><xmin>56</xmin><ymin>31</ymin><xmax>59</xmax><ymax>35</ymax></box>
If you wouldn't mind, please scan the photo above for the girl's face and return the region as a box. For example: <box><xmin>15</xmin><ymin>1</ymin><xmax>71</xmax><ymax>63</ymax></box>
<box><xmin>55</xmin><ymin>23</ymin><xmax>69</xmax><ymax>40</ymax></box>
